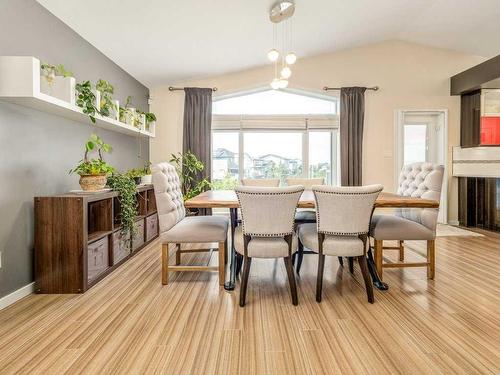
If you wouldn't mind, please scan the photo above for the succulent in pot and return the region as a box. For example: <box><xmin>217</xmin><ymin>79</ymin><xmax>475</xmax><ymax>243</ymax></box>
<box><xmin>70</xmin><ymin>134</ymin><xmax>114</xmax><ymax>191</ymax></box>
<box><xmin>140</xmin><ymin>162</ymin><xmax>152</xmax><ymax>184</ymax></box>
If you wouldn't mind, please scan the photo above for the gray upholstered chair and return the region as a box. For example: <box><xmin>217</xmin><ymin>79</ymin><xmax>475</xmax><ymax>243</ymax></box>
<box><xmin>235</xmin><ymin>185</ymin><xmax>304</xmax><ymax>306</ymax></box>
<box><xmin>152</xmin><ymin>162</ymin><xmax>229</xmax><ymax>286</ymax></box>
<box><xmin>241</xmin><ymin>178</ymin><xmax>280</xmax><ymax>187</ymax></box>
<box><xmin>369</xmin><ymin>162</ymin><xmax>444</xmax><ymax>280</ymax></box>
<box><xmin>286</xmin><ymin>177</ymin><xmax>326</xmax><ymax>271</ymax></box>
<box><xmin>298</xmin><ymin>184</ymin><xmax>383</xmax><ymax>303</ymax></box>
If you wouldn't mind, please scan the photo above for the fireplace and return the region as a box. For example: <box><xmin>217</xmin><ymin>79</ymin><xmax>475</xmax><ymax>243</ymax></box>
<box><xmin>459</xmin><ymin>177</ymin><xmax>500</xmax><ymax>232</ymax></box>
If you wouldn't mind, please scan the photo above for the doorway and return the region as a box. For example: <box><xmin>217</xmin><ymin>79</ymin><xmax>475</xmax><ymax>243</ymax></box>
<box><xmin>395</xmin><ymin>110</ymin><xmax>448</xmax><ymax>223</ymax></box>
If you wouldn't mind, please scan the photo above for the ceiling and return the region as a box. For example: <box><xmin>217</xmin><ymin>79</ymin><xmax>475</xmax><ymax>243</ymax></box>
<box><xmin>37</xmin><ymin>0</ymin><xmax>500</xmax><ymax>88</ymax></box>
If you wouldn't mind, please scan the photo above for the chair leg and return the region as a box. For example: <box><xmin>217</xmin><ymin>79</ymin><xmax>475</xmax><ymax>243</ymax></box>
<box><xmin>224</xmin><ymin>238</ymin><xmax>228</xmax><ymax>265</ymax></box>
<box><xmin>175</xmin><ymin>243</ymin><xmax>181</xmax><ymax>265</ymax></box>
<box><xmin>162</xmin><ymin>243</ymin><xmax>169</xmax><ymax>285</ymax></box>
<box><xmin>427</xmin><ymin>239</ymin><xmax>435</xmax><ymax>279</ymax></box>
<box><xmin>399</xmin><ymin>240</ymin><xmax>404</xmax><ymax>262</ymax></box>
<box><xmin>284</xmin><ymin>256</ymin><xmax>299</xmax><ymax>306</ymax></box>
<box><xmin>239</xmin><ymin>256</ymin><xmax>252</xmax><ymax>307</ymax></box>
<box><xmin>348</xmin><ymin>257</ymin><xmax>354</xmax><ymax>274</ymax></box>
<box><xmin>296</xmin><ymin>240</ymin><xmax>304</xmax><ymax>274</ymax></box>
<box><xmin>338</xmin><ymin>257</ymin><xmax>344</xmax><ymax>267</ymax></box>
<box><xmin>316</xmin><ymin>254</ymin><xmax>325</xmax><ymax>303</ymax></box>
<box><xmin>374</xmin><ymin>240</ymin><xmax>383</xmax><ymax>280</ymax></box>
<box><xmin>357</xmin><ymin>256</ymin><xmax>374</xmax><ymax>303</ymax></box>
<box><xmin>218</xmin><ymin>241</ymin><xmax>226</xmax><ymax>286</ymax></box>
<box><xmin>236</xmin><ymin>253</ymin><xmax>243</xmax><ymax>276</ymax></box>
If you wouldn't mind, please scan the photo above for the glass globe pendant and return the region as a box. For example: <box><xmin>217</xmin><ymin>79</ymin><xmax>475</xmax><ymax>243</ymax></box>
<box><xmin>285</xmin><ymin>52</ymin><xmax>297</xmax><ymax>65</ymax></box>
<box><xmin>280</xmin><ymin>66</ymin><xmax>292</xmax><ymax>79</ymax></box>
<box><xmin>270</xmin><ymin>78</ymin><xmax>281</xmax><ymax>90</ymax></box>
<box><xmin>267</xmin><ymin>49</ymin><xmax>280</xmax><ymax>62</ymax></box>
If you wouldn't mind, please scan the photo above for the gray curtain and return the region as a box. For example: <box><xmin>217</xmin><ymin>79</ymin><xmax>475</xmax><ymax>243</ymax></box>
<box><xmin>183</xmin><ymin>87</ymin><xmax>212</xmax><ymax>214</ymax></box>
<box><xmin>340</xmin><ymin>87</ymin><xmax>367</xmax><ymax>186</ymax></box>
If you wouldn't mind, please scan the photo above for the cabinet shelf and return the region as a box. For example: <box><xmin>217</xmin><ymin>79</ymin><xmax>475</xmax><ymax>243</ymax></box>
<box><xmin>0</xmin><ymin>56</ymin><xmax>154</xmax><ymax>138</ymax></box>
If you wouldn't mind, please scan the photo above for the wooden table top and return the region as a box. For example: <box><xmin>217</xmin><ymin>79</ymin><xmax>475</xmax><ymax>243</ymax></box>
<box><xmin>185</xmin><ymin>190</ymin><xmax>440</xmax><ymax>209</ymax></box>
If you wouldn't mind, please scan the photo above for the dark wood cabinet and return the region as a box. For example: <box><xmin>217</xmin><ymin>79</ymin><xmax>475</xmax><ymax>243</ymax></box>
<box><xmin>34</xmin><ymin>185</ymin><xmax>158</xmax><ymax>293</ymax></box>
<box><xmin>460</xmin><ymin>90</ymin><xmax>481</xmax><ymax>147</ymax></box>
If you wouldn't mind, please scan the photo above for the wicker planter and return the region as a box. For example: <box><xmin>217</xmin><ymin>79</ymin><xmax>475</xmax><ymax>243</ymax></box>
<box><xmin>79</xmin><ymin>174</ymin><xmax>107</xmax><ymax>191</ymax></box>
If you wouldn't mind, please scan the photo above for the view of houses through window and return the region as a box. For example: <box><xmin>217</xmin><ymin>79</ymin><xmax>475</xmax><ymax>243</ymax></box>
<box><xmin>211</xmin><ymin>90</ymin><xmax>338</xmax><ymax>189</ymax></box>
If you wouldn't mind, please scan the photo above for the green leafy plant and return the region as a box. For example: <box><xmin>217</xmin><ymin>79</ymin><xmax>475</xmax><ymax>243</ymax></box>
<box><xmin>169</xmin><ymin>152</ymin><xmax>211</xmax><ymax>201</ymax></box>
<box><xmin>41</xmin><ymin>63</ymin><xmax>73</xmax><ymax>83</ymax></box>
<box><xmin>70</xmin><ymin>134</ymin><xmax>114</xmax><ymax>175</ymax></box>
<box><xmin>145</xmin><ymin>112</ymin><xmax>156</xmax><ymax>124</ymax></box>
<box><xmin>76</xmin><ymin>81</ymin><xmax>98</xmax><ymax>123</ymax></box>
<box><xmin>107</xmin><ymin>173</ymin><xmax>138</xmax><ymax>241</ymax></box>
<box><xmin>96</xmin><ymin>79</ymin><xmax>116</xmax><ymax>118</ymax></box>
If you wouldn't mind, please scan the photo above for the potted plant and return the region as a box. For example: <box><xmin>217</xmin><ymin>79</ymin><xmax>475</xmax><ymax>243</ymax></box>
<box><xmin>126</xmin><ymin>168</ymin><xmax>145</xmax><ymax>185</ymax></box>
<box><xmin>96</xmin><ymin>79</ymin><xmax>119</xmax><ymax>121</ymax></box>
<box><xmin>145</xmin><ymin>112</ymin><xmax>156</xmax><ymax>133</ymax></box>
<box><xmin>140</xmin><ymin>162</ymin><xmax>152</xmax><ymax>184</ymax></box>
<box><xmin>40</xmin><ymin>63</ymin><xmax>75</xmax><ymax>105</ymax></box>
<box><xmin>75</xmin><ymin>81</ymin><xmax>99</xmax><ymax>123</ymax></box>
<box><xmin>169</xmin><ymin>152</ymin><xmax>211</xmax><ymax>214</ymax></box>
<box><xmin>70</xmin><ymin>134</ymin><xmax>114</xmax><ymax>191</ymax></box>
<box><xmin>119</xmin><ymin>96</ymin><xmax>138</xmax><ymax>127</ymax></box>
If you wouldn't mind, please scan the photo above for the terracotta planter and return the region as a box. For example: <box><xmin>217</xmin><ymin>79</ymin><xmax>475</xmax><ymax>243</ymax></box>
<box><xmin>79</xmin><ymin>174</ymin><xmax>107</xmax><ymax>191</ymax></box>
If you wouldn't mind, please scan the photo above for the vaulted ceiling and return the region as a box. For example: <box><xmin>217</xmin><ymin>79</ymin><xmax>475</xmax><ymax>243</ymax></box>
<box><xmin>37</xmin><ymin>0</ymin><xmax>500</xmax><ymax>87</ymax></box>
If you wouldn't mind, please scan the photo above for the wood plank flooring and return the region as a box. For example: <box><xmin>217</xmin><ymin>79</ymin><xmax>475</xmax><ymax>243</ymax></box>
<box><xmin>1</xmin><ymin>232</ymin><xmax>500</xmax><ymax>374</ymax></box>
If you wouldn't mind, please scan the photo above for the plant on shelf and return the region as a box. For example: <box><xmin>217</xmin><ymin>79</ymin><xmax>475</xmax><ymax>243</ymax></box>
<box><xmin>107</xmin><ymin>173</ymin><xmax>138</xmax><ymax>241</ymax></box>
<box><xmin>40</xmin><ymin>63</ymin><xmax>73</xmax><ymax>84</ymax></box>
<box><xmin>169</xmin><ymin>151</ymin><xmax>211</xmax><ymax>201</ymax></box>
<box><xmin>144</xmin><ymin>112</ymin><xmax>157</xmax><ymax>131</ymax></box>
<box><xmin>120</xmin><ymin>96</ymin><xmax>144</xmax><ymax>129</ymax></box>
<box><xmin>76</xmin><ymin>81</ymin><xmax>98</xmax><ymax>123</ymax></box>
<box><xmin>126</xmin><ymin>168</ymin><xmax>146</xmax><ymax>185</ymax></box>
<box><xmin>96</xmin><ymin>79</ymin><xmax>117</xmax><ymax>118</ymax></box>
<box><xmin>70</xmin><ymin>134</ymin><xmax>114</xmax><ymax>191</ymax></box>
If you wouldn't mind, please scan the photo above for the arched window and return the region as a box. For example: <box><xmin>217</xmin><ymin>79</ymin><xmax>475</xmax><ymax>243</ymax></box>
<box><xmin>211</xmin><ymin>89</ymin><xmax>339</xmax><ymax>189</ymax></box>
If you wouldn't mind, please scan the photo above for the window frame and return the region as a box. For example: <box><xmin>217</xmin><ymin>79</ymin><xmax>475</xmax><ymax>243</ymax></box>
<box><xmin>211</xmin><ymin>115</ymin><xmax>339</xmax><ymax>185</ymax></box>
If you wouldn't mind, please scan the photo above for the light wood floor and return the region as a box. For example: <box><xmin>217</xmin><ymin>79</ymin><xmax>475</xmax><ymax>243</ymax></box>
<box><xmin>1</xmin><ymin>232</ymin><xmax>500</xmax><ymax>374</ymax></box>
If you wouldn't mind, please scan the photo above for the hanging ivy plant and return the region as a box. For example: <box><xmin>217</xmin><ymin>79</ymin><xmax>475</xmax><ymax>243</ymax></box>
<box><xmin>76</xmin><ymin>80</ymin><xmax>98</xmax><ymax>123</ymax></box>
<box><xmin>107</xmin><ymin>173</ymin><xmax>138</xmax><ymax>241</ymax></box>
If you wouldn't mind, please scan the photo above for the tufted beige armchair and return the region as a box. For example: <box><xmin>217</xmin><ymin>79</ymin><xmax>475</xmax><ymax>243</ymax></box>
<box><xmin>369</xmin><ymin>162</ymin><xmax>444</xmax><ymax>280</ymax></box>
<box><xmin>152</xmin><ymin>162</ymin><xmax>229</xmax><ymax>286</ymax></box>
<box><xmin>235</xmin><ymin>185</ymin><xmax>304</xmax><ymax>306</ymax></box>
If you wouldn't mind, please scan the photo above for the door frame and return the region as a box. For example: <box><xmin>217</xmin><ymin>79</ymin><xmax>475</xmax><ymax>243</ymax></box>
<box><xmin>394</xmin><ymin>109</ymin><xmax>448</xmax><ymax>224</ymax></box>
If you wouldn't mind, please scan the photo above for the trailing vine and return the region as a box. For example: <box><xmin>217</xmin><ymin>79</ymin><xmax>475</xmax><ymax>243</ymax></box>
<box><xmin>107</xmin><ymin>174</ymin><xmax>138</xmax><ymax>242</ymax></box>
<box><xmin>76</xmin><ymin>80</ymin><xmax>98</xmax><ymax>123</ymax></box>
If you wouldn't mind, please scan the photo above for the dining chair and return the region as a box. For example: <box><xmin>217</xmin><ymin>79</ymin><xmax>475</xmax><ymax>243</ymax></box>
<box><xmin>152</xmin><ymin>162</ymin><xmax>229</xmax><ymax>286</ymax></box>
<box><xmin>369</xmin><ymin>162</ymin><xmax>444</xmax><ymax>280</ymax></box>
<box><xmin>241</xmin><ymin>178</ymin><xmax>280</xmax><ymax>187</ymax></box>
<box><xmin>287</xmin><ymin>177</ymin><xmax>325</xmax><ymax>272</ymax></box>
<box><xmin>298</xmin><ymin>184</ymin><xmax>383</xmax><ymax>303</ymax></box>
<box><xmin>235</xmin><ymin>185</ymin><xmax>304</xmax><ymax>306</ymax></box>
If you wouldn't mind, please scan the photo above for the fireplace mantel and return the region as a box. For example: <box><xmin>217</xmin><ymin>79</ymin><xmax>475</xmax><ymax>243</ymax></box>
<box><xmin>453</xmin><ymin>146</ymin><xmax>500</xmax><ymax>178</ymax></box>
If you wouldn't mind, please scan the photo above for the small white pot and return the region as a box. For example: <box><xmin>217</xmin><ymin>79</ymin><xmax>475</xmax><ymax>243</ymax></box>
<box><xmin>141</xmin><ymin>174</ymin><xmax>152</xmax><ymax>184</ymax></box>
<box><xmin>40</xmin><ymin>75</ymin><xmax>76</xmax><ymax>105</ymax></box>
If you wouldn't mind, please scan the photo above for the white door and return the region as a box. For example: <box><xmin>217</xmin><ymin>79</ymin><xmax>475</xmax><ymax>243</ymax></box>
<box><xmin>395</xmin><ymin>110</ymin><xmax>447</xmax><ymax>223</ymax></box>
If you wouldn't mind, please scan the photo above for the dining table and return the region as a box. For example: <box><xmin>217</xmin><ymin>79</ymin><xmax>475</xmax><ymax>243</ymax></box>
<box><xmin>185</xmin><ymin>189</ymin><xmax>439</xmax><ymax>291</ymax></box>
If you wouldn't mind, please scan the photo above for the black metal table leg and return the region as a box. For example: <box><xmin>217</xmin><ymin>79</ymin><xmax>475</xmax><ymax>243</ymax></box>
<box><xmin>367</xmin><ymin>247</ymin><xmax>389</xmax><ymax>291</ymax></box>
<box><xmin>224</xmin><ymin>207</ymin><xmax>238</xmax><ymax>291</ymax></box>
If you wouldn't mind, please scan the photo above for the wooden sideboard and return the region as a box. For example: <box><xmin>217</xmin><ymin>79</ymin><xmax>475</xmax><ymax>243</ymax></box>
<box><xmin>34</xmin><ymin>185</ymin><xmax>159</xmax><ymax>293</ymax></box>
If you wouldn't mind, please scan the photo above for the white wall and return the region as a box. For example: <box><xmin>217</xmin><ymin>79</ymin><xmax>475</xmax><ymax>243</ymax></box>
<box><xmin>150</xmin><ymin>40</ymin><xmax>485</xmax><ymax>223</ymax></box>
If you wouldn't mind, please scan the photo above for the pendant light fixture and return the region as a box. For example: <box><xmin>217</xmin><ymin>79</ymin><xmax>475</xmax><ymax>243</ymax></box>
<box><xmin>268</xmin><ymin>1</ymin><xmax>297</xmax><ymax>89</ymax></box>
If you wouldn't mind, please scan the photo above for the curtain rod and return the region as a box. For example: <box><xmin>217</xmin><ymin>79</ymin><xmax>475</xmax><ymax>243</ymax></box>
<box><xmin>323</xmin><ymin>86</ymin><xmax>379</xmax><ymax>91</ymax></box>
<box><xmin>168</xmin><ymin>86</ymin><xmax>218</xmax><ymax>92</ymax></box>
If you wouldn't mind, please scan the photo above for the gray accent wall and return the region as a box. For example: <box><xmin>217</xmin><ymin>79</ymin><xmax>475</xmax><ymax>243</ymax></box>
<box><xmin>0</xmin><ymin>0</ymin><xmax>150</xmax><ymax>298</ymax></box>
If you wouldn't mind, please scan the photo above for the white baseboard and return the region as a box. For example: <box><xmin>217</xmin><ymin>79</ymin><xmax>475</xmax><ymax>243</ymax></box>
<box><xmin>448</xmin><ymin>220</ymin><xmax>460</xmax><ymax>226</ymax></box>
<box><xmin>0</xmin><ymin>282</ymin><xmax>35</xmax><ymax>311</ymax></box>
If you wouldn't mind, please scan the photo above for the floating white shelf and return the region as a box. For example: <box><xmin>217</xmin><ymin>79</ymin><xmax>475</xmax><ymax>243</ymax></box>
<box><xmin>0</xmin><ymin>56</ymin><xmax>154</xmax><ymax>138</ymax></box>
